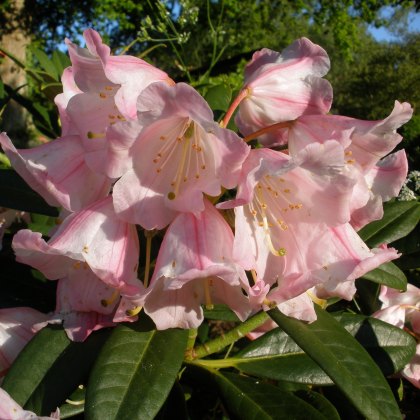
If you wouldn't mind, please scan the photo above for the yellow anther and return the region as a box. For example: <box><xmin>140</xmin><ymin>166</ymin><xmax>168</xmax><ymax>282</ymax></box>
<box><xmin>87</xmin><ymin>131</ymin><xmax>105</xmax><ymax>139</ymax></box>
<box><xmin>99</xmin><ymin>92</ymin><xmax>107</xmax><ymax>98</ymax></box>
<box><xmin>126</xmin><ymin>306</ymin><xmax>143</xmax><ymax>317</ymax></box>
<box><xmin>168</xmin><ymin>192</ymin><xmax>176</xmax><ymax>200</ymax></box>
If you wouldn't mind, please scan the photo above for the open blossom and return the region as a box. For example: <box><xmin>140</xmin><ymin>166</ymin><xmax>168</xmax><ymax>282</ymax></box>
<box><xmin>0</xmin><ymin>307</ymin><xmax>49</xmax><ymax>379</ymax></box>
<box><xmin>112</xmin><ymin>82</ymin><xmax>250</xmax><ymax>230</ymax></box>
<box><xmin>235</xmin><ymin>37</ymin><xmax>333</xmax><ymax>145</ymax></box>
<box><xmin>274</xmin><ymin>101</ymin><xmax>413</xmax><ymax>229</ymax></box>
<box><xmin>136</xmin><ymin>199</ymin><xmax>251</xmax><ymax>329</ymax></box>
<box><xmin>0</xmin><ymin>133</ymin><xmax>111</xmax><ymax>212</ymax></box>
<box><xmin>62</xmin><ymin>29</ymin><xmax>171</xmax><ymax>175</ymax></box>
<box><xmin>373</xmin><ymin>285</ymin><xmax>420</xmax><ymax>388</ymax></box>
<box><xmin>221</xmin><ymin>143</ymin><xmax>399</xmax><ymax>306</ymax></box>
<box><xmin>12</xmin><ymin>197</ymin><xmax>140</xmax><ymax>292</ymax></box>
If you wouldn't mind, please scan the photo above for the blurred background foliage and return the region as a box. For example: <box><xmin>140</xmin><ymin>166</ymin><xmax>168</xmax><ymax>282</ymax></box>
<box><xmin>0</xmin><ymin>0</ymin><xmax>419</xmax><ymax>165</ymax></box>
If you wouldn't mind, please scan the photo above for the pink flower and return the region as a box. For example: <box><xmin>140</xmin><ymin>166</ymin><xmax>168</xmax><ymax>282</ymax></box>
<box><xmin>0</xmin><ymin>133</ymin><xmax>111</xmax><ymax>212</ymax></box>
<box><xmin>0</xmin><ymin>307</ymin><xmax>49</xmax><ymax>379</ymax></box>
<box><xmin>12</xmin><ymin>197</ymin><xmax>139</xmax><ymax>291</ymax></box>
<box><xmin>63</xmin><ymin>29</ymin><xmax>171</xmax><ymax>174</ymax></box>
<box><xmin>52</xmin><ymin>271</ymin><xmax>136</xmax><ymax>342</ymax></box>
<box><xmin>373</xmin><ymin>284</ymin><xmax>420</xmax><ymax>388</ymax></box>
<box><xmin>274</xmin><ymin>101</ymin><xmax>413</xmax><ymax>229</ymax></box>
<box><xmin>0</xmin><ymin>388</ymin><xmax>59</xmax><ymax>419</ymax></box>
<box><xmin>112</xmin><ymin>82</ymin><xmax>250</xmax><ymax>230</ymax></box>
<box><xmin>139</xmin><ymin>199</ymin><xmax>251</xmax><ymax>329</ymax></box>
<box><xmin>221</xmin><ymin>144</ymin><xmax>398</xmax><ymax>304</ymax></box>
<box><xmin>235</xmin><ymin>38</ymin><xmax>333</xmax><ymax>145</ymax></box>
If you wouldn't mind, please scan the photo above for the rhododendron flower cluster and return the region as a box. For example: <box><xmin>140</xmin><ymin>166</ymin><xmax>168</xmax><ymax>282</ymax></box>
<box><xmin>0</xmin><ymin>30</ymin><xmax>413</xmax><ymax>379</ymax></box>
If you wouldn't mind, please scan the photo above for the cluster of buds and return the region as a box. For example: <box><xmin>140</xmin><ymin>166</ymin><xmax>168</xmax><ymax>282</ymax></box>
<box><xmin>0</xmin><ymin>30</ymin><xmax>413</xmax><ymax>379</ymax></box>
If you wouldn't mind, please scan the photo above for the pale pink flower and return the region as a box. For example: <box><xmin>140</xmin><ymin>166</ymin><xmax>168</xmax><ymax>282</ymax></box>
<box><xmin>63</xmin><ymin>29</ymin><xmax>170</xmax><ymax>174</ymax></box>
<box><xmin>112</xmin><ymin>82</ymin><xmax>250</xmax><ymax>230</ymax></box>
<box><xmin>235</xmin><ymin>37</ymin><xmax>333</xmax><ymax>145</ymax></box>
<box><xmin>275</xmin><ymin>101</ymin><xmax>413</xmax><ymax>229</ymax></box>
<box><xmin>222</xmin><ymin>144</ymin><xmax>398</xmax><ymax>303</ymax></box>
<box><xmin>0</xmin><ymin>133</ymin><xmax>111</xmax><ymax>212</ymax></box>
<box><xmin>0</xmin><ymin>388</ymin><xmax>59</xmax><ymax>419</ymax></box>
<box><xmin>374</xmin><ymin>285</ymin><xmax>420</xmax><ymax>333</ymax></box>
<box><xmin>0</xmin><ymin>307</ymin><xmax>49</xmax><ymax>379</ymax></box>
<box><xmin>12</xmin><ymin>197</ymin><xmax>139</xmax><ymax>291</ymax></box>
<box><xmin>373</xmin><ymin>284</ymin><xmax>420</xmax><ymax>388</ymax></box>
<box><xmin>52</xmin><ymin>271</ymin><xmax>136</xmax><ymax>341</ymax></box>
<box><xmin>139</xmin><ymin>199</ymin><xmax>251</xmax><ymax>329</ymax></box>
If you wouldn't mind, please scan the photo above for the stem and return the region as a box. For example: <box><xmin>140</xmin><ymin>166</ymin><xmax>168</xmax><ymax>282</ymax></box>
<box><xmin>184</xmin><ymin>328</ymin><xmax>198</xmax><ymax>361</ymax></box>
<box><xmin>118</xmin><ymin>37</ymin><xmax>141</xmax><ymax>55</ymax></box>
<box><xmin>220</xmin><ymin>88</ymin><xmax>250</xmax><ymax>128</ymax></box>
<box><xmin>190</xmin><ymin>310</ymin><xmax>269</xmax><ymax>360</ymax></box>
<box><xmin>243</xmin><ymin>120</ymin><xmax>292</xmax><ymax>143</ymax></box>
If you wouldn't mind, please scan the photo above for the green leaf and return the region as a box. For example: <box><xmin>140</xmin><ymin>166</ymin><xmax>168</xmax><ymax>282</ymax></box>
<box><xmin>358</xmin><ymin>201</ymin><xmax>420</xmax><ymax>247</ymax></box>
<box><xmin>85</xmin><ymin>319</ymin><xmax>188</xmax><ymax>420</ymax></box>
<box><xmin>211</xmin><ymin>371</ymin><xmax>329</xmax><ymax>419</ymax></box>
<box><xmin>268</xmin><ymin>307</ymin><xmax>403</xmax><ymax>420</ymax></box>
<box><xmin>231</xmin><ymin>312</ymin><xmax>415</xmax><ymax>388</ymax></box>
<box><xmin>2</xmin><ymin>326</ymin><xmax>110</xmax><ymax>414</ymax></box>
<box><xmin>204</xmin><ymin>84</ymin><xmax>232</xmax><ymax>112</ymax></box>
<box><xmin>360</xmin><ymin>261</ymin><xmax>407</xmax><ymax>290</ymax></box>
<box><xmin>0</xmin><ymin>170</ymin><xmax>58</xmax><ymax>216</ymax></box>
<box><xmin>59</xmin><ymin>386</ymin><xmax>85</xmax><ymax>419</ymax></box>
<box><xmin>203</xmin><ymin>304</ymin><xmax>240</xmax><ymax>322</ymax></box>
<box><xmin>51</xmin><ymin>50</ymin><xmax>71</xmax><ymax>75</ymax></box>
<box><xmin>28</xmin><ymin>214</ymin><xmax>57</xmax><ymax>236</ymax></box>
<box><xmin>31</xmin><ymin>47</ymin><xmax>59</xmax><ymax>80</ymax></box>
<box><xmin>295</xmin><ymin>390</ymin><xmax>340</xmax><ymax>420</ymax></box>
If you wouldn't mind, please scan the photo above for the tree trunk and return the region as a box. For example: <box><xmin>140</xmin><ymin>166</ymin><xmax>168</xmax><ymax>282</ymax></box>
<box><xmin>0</xmin><ymin>0</ymin><xmax>32</xmax><ymax>147</ymax></box>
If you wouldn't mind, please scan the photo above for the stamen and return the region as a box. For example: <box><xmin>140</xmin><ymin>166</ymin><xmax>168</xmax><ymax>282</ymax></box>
<box><xmin>126</xmin><ymin>306</ymin><xmax>143</xmax><ymax>316</ymax></box>
<box><xmin>87</xmin><ymin>131</ymin><xmax>105</xmax><ymax>139</ymax></box>
<box><xmin>101</xmin><ymin>289</ymin><xmax>119</xmax><ymax>307</ymax></box>
<box><xmin>204</xmin><ymin>278</ymin><xmax>214</xmax><ymax>310</ymax></box>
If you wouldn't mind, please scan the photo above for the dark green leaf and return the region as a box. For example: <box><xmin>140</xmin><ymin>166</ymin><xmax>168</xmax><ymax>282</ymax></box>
<box><xmin>268</xmin><ymin>307</ymin><xmax>403</xmax><ymax>419</ymax></box>
<box><xmin>294</xmin><ymin>390</ymin><xmax>340</xmax><ymax>420</ymax></box>
<box><xmin>85</xmin><ymin>319</ymin><xmax>188</xmax><ymax>420</ymax></box>
<box><xmin>3</xmin><ymin>325</ymin><xmax>110</xmax><ymax>415</ymax></box>
<box><xmin>360</xmin><ymin>261</ymin><xmax>407</xmax><ymax>290</ymax></box>
<box><xmin>0</xmin><ymin>170</ymin><xmax>58</xmax><ymax>216</ymax></box>
<box><xmin>204</xmin><ymin>84</ymin><xmax>232</xmax><ymax>111</ymax></box>
<box><xmin>59</xmin><ymin>386</ymin><xmax>85</xmax><ymax>419</ymax></box>
<box><xmin>233</xmin><ymin>312</ymin><xmax>415</xmax><ymax>389</ymax></box>
<box><xmin>212</xmin><ymin>371</ymin><xmax>328</xmax><ymax>420</ymax></box>
<box><xmin>358</xmin><ymin>201</ymin><xmax>420</xmax><ymax>247</ymax></box>
<box><xmin>155</xmin><ymin>381</ymin><xmax>188</xmax><ymax>420</ymax></box>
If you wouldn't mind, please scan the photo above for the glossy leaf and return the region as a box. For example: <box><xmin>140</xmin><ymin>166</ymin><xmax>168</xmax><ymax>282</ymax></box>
<box><xmin>232</xmin><ymin>312</ymin><xmax>415</xmax><ymax>387</ymax></box>
<box><xmin>211</xmin><ymin>371</ymin><xmax>328</xmax><ymax>419</ymax></box>
<box><xmin>0</xmin><ymin>170</ymin><xmax>58</xmax><ymax>216</ymax></box>
<box><xmin>294</xmin><ymin>390</ymin><xmax>340</xmax><ymax>420</ymax></box>
<box><xmin>360</xmin><ymin>261</ymin><xmax>407</xmax><ymax>290</ymax></box>
<box><xmin>59</xmin><ymin>386</ymin><xmax>86</xmax><ymax>419</ymax></box>
<box><xmin>2</xmin><ymin>325</ymin><xmax>110</xmax><ymax>415</ymax></box>
<box><xmin>267</xmin><ymin>307</ymin><xmax>403</xmax><ymax>419</ymax></box>
<box><xmin>358</xmin><ymin>201</ymin><xmax>420</xmax><ymax>247</ymax></box>
<box><xmin>85</xmin><ymin>319</ymin><xmax>188</xmax><ymax>420</ymax></box>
